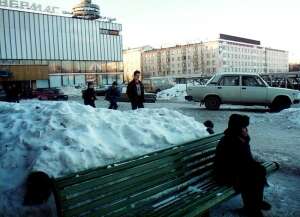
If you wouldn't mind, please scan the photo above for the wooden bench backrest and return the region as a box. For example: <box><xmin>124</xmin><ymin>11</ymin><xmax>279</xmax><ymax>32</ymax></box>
<box><xmin>53</xmin><ymin>133</ymin><xmax>224</xmax><ymax>217</ymax></box>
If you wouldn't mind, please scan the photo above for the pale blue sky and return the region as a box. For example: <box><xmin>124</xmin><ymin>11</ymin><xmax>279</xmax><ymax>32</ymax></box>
<box><xmin>27</xmin><ymin>0</ymin><xmax>300</xmax><ymax>61</ymax></box>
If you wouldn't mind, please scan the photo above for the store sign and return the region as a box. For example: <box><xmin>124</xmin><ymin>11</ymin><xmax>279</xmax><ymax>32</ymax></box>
<box><xmin>0</xmin><ymin>0</ymin><xmax>60</xmax><ymax>14</ymax></box>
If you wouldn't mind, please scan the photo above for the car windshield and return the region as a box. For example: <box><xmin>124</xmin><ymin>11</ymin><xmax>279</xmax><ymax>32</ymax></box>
<box><xmin>206</xmin><ymin>75</ymin><xmax>219</xmax><ymax>85</ymax></box>
<box><xmin>257</xmin><ymin>76</ymin><xmax>269</xmax><ymax>87</ymax></box>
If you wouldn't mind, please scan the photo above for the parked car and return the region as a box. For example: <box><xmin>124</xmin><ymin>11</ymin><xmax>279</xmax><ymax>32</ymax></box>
<box><xmin>33</xmin><ymin>88</ymin><xmax>68</xmax><ymax>101</ymax></box>
<box><xmin>187</xmin><ymin>73</ymin><xmax>300</xmax><ymax>111</ymax></box>
<box><xmin>118</xmin><ymin>87</ymin><xmax>157</xmax><ymax>103</ymax></box>
<box><xmin>143</xmin><ymin>77</ymin><xmax>175</xmax><ymax>93</ymax></box>
<box><xmin>95</xmin><ymin>87</ymin><xmax>109</xmax><ymax>96</ymax></box>
<box><xmin>0</xmin><ymin>89</ymin><xmax>7</xmax><ymax>101</ymax></box>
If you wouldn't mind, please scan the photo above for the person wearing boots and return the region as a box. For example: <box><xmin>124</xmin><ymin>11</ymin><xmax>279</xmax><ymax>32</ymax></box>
<box><xmin>126</xmin><ymin>70</ymin><xmax>145</xmax><ymax>110</ymax></box>
<box><xmin>82</xmin><ymin>82</ymin><xmax>97</xmax><ymax>108</ymax></box>
<box><xmin>105</xmin><ymin>81</ymin><xmax>121</xmax><ymax>110</ymax></box>
<box><xmin>214</xmin><ymin>114</ymin><xmax>271</xmax><ymax>217</ymax></box>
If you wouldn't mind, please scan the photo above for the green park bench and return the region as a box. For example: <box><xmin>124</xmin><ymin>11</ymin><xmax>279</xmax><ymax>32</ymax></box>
<box><xmin>37</xmin><ymin>133</ymin><xmax>279</xmax><ymax>217</ymax></box>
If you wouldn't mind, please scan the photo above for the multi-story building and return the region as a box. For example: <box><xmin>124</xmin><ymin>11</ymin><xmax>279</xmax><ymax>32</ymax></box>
<box><xmin>141</xmin><ymin>34</ymin><xmax>289</xmax><ymax>78</ymax></box>
<box><xmin>0</xmin><ymin>0</ymin><xmax>123</xmax><ymax>89</ymax></box>
<box><xmin>123</xmin><ymin>46</ymin><xmax>152</xmax><ymax>81</ymax></box>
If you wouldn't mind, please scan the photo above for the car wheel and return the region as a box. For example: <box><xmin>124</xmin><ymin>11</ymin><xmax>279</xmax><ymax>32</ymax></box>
<box><xmin>205</xmin><ymin>96</ymin><xmax>221</xmax><ymax>110</ymax></box>
<box><xmin>269</xmin><ymin>97</ymin><xmax>291</xmax><ymax>112</ymax></box>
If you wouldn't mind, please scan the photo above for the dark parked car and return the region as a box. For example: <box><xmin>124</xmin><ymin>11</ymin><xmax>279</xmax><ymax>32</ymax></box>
<box><xmin>33</xmin><ymin>88</ymin><xmax>68</xmax><ymax>101</ymax></box>
<box><xmin>81</xmin><ymin>86</ymin><xmax>110</xmax><ymax>96</ymax></box>
<box><xmin>95</xmin><ymin>87</ymin><xmax>109</xmax><ymax>96</ymax></box>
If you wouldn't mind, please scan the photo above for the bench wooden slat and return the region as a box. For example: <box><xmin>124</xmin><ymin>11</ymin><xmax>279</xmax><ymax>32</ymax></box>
<box><xmin>80</xmin><ymin>165</ymin><xmax>217</xmax><ymax>217</ymax></box>
<box><xmin>147</xmin><ymin>186</ymin><xmax>232</xmax><ymax>217</ymax></box>
<box><xmin>57</xmin><ymin>141</ymin><xmax>217</xmax><ymax>191</ymax></box>
<box><xmin>60</xmin><ymin>144</ymin><xmax>217</xmax><ymax>205</ymax></box>
<box><xmin>55</xmin><ymin>134</ymin><xmax>224</xmax><ymax>188</ymax></box>
<box><xmin>104</xmin><ymin>169</ymin><xmax>217</xmax><ymax>217</ymax></box>
<box><xmin>173</xmin><ymin>188</ymin><xmax>235</xmax><ymax>217</ymax></box>
<box><xmin>148</xmin><ymin>162</ymin><xmax>278</xmax><ymax>217</ymax></box>
<box><xmin>62</xmin><ymin>163</ymin><xmax>176</xmax><ymax>210</ymax></box>
<box><xmin>58</xmin><ymin>142</ymin><xmax>217</xmax><ymax>204</ymax></box>
<box><xmin>62</xmin><ymin>167</ymin><xmax>178</xmax><ymax>216</ymax></box>
<box><xmin>60</xmin><ymin>154</ymin><xmax>178</xmax><ymax>198</ymax></box>
<box><xmin>47</xmin><ymin>133</ymin><xmax>279</xmax><ymax>217</ymax></box>
<box><xmin>57</xmin><ymin>143</ymin><xmax>217</xmax><ymax>197</ymax></box>
<box><xmin>64</xmin><ymin>161</ymin><xmax>216</xmax><ymax>215</ymax></box>
<box><xmin>62</xmin><ymin>160</ymin><xmax>218</xmax><ymax>216</ymax></box>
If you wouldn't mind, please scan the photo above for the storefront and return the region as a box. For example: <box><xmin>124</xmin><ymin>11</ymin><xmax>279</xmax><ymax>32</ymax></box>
<box><xmin>0</xmin><ymin>7</ymin><xmax>123</xmax><ymax>88</ymax></box>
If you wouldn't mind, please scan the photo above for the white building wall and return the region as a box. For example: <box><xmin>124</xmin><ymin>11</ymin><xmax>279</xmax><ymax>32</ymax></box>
<box><xmin>141</xmin><ymin>39</ymin><xmax>288</xmax><ymax>78</ymax></box>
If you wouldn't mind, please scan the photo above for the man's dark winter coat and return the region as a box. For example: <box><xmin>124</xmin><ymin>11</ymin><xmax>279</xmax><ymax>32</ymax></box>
<box><xmin>126</xmin><ymin>80</ymin><xmax>145</xmax><ymax>103</ymax></box>
<box><xmin>6</xmin><ymin>86</ymin><xmax>20</xmax><ymax>102</ymax></box>
<box><xmin>215</xmin><ymin>130</ymin><xmax>265</xmax><ymax>187</ymax></box>
<box><xmin>83</xmin><ymin>88</ymin><xmax>97</xmax><ymax>108</ymax></box>
<box><xmin>105</xmin><ymin>86</ymin><xmax>121</xmax><ymax>110</ymax></box>
<box><xmin>105</xmin><ymin>86</ymin><xmax>121</xmax><ymax>103</ymax></box>
<box><xmin>214</xmin><ymin>114</ymin><xmax>268</xmax><ymax>215</ymax></box>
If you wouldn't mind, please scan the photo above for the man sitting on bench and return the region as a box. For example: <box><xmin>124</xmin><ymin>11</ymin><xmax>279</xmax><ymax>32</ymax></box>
<box><xmin>215</xmin><ymin>114</ymin><xmax>271</xmax><ymax>217</ymax></box>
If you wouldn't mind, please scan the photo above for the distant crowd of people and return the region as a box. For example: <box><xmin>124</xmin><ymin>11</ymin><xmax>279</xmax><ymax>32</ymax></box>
<box><xmin>82</xmin><ymin>70</ymin><xmax>145</xmax><ymax>110</ymax></box>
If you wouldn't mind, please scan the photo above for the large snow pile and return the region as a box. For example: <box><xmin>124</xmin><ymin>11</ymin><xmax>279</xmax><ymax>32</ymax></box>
<box><xmin>60</xmin><ymin>86</ymin><xmax>83</xmax><ymax>97</ymax></box>
<box><xmin>0</xmin><ymin>101</ymin><xmax>208</xmax><ymax>217</ymax></box>
<box><xmin>277</xmin><ymin>108</ymin><xmax>300</xmax><ymax>127</ymax></box>
<box><xmin>157</xmin><ymin>84</ymin><xmax>187</xmax><ymax>101</ymax></box>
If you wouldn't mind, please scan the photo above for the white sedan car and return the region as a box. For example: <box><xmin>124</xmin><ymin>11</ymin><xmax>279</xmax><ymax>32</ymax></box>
<box><xmin>187</xmin><ymin>73</ymin><xmax>300</xmax><ymax>111</ymax></box>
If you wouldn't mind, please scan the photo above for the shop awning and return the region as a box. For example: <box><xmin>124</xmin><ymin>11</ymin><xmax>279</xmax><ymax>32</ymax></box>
<box><xmin>0</xmin><ymin>71</ymin><xmax>12</xmax><ymax>78</ymax></box>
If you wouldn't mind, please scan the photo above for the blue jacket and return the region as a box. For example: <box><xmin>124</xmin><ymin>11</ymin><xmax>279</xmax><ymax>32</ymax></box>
<box><xmin>105</xmin><ymin>86</ymin><xmax>121</xmax><ymax>103</ymax></box>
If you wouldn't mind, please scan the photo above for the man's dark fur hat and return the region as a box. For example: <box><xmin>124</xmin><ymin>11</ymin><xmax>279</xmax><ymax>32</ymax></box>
<box><xmin>228</xmin><ymin>114</ymin><xmax>250</xmax><ymax>130</ymax></box>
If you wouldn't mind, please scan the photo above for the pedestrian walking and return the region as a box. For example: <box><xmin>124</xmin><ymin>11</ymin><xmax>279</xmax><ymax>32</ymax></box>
<box><xmin>6</xmin><ymin>84</ymin><xmax>20</xmax><ymax>103</ymax></box>
<box><xmin>82</xmin><ymin>82</ymin><xmax>97</xmax><ymax>108</ymax></box>
<box><xmin>105</xmin><ymin>81</ymin><xmax>121</xmax><ymax>110</ymax></box>
<box><xmin>214</xmin><ymin>114</ymin><xmax>271</xmax><ymax>217</ymax></box>
<box><xmin>126</xmin><ymin>70</ymin><xmax>145</xmax><ymax>110</ymax></box>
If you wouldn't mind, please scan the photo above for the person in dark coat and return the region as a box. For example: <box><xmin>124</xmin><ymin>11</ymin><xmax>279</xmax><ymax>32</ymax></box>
<box><xmin>204</xmin><ymin>120</ymin><xmax>214</xmax><ymax>135</ymax></box>
<box><xmin>6</xmin><ymin>84</ymin><xmax>20</xmax><ymax>103</ymax></box>
<box><xmin>82</xmin><ymin>82</ymin><xmax>97</xmax><ymax>108</ymax></box>
<box><xmin>126</xmin><ymin>70</ymin><xmax>145</xmax><ymax>110</ymax></box>
<box><xmin>105</xmin><ymin>81</ymin><xmax>121</xmax><ymax>110</ymax></box>
<box><xmin>215</xmin><ymin>114</ymin><xmax>271</xmax><ymax>217</ymax></box>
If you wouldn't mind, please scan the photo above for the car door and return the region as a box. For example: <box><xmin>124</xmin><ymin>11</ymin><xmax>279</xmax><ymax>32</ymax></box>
<box><xmin>241</xmin><ymin>75</ymin><xmax>268</xmax><ymax>104</ymax></box>
<box><xmin>216</xmin><ymin>75</ymin><xmax>241</xmax><ymax>103</ymax></box>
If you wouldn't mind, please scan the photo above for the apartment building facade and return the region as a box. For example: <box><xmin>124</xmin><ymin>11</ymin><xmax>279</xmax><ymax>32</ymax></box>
<box><xmin>123</xmin><ymin>46</ymin><xmax>152</xmax><ymax>81</ymax></box>
<box><xmin>141</xmin><ymin>34</ymin><xmax>288</xmax><ymax>78</ymax></box>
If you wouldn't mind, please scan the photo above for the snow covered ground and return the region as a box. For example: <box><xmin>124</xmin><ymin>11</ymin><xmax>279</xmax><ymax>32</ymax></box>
<box><xmin>0</xmin><ymin>101</ymin><xmax>208</xmax><ymax>217</ymax></box>
<box><xmin>157</xmin><ymin>84</ymin><xmax>187</xmax><ymax>101</ymax></box>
